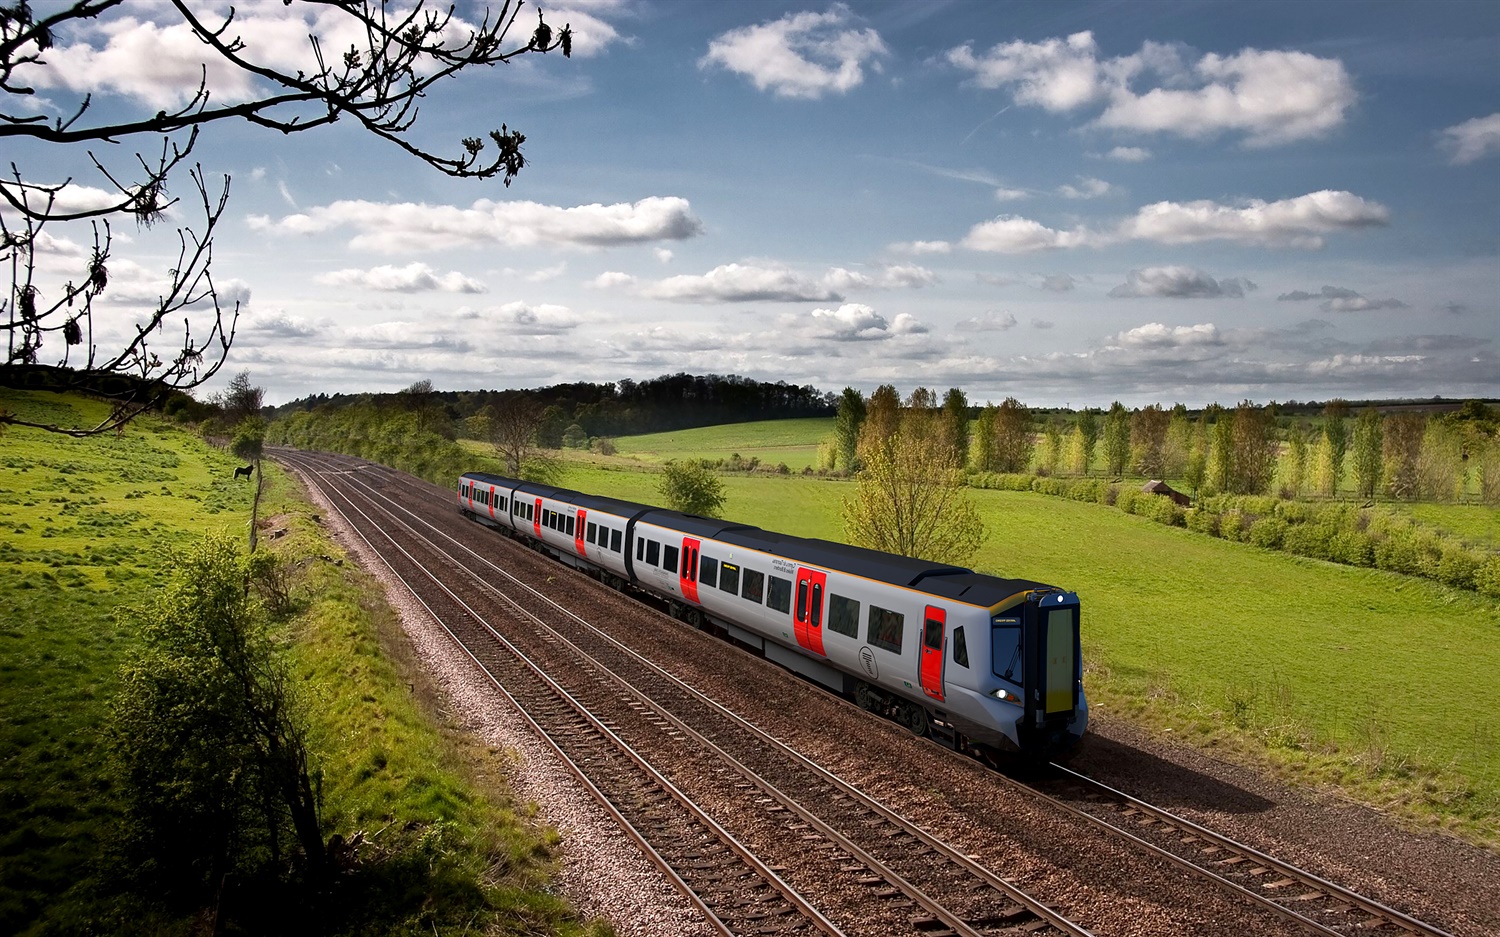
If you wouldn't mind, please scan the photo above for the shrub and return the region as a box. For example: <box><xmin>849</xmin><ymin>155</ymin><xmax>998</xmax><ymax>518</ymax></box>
<box><xmin>1248</xmin><ymin>516</ymin><xmax>1289</xmax><ymax>549</ymax></box>
<box><xmin>1331</xmin><ymin>530</ymin><xmax>1376</xmax><ymax>566</ymax></box>
<box><xmin>1221</xmin><ymin>510</ymin><xmax>1251</xmax><ymax>542</ymax></box>
<box><xmin>1374</xmin><ymin>528</ymin><xmax>1442</xmax><ymax>578</ymax></box>
<box><xmin>1100</xmin><ymin>483</ymin><xmax>1119</xmax><ymax>506</ymax></box>
<box><xmin>1436</xmin><ymin>546</ymin><xmax>1480</xmax><ymax>590</ymax></box>
<box><xmin>1476</xmin><ymin>556</ymin><xmax>1500</xmax><ymax>598</ymax></box>
<box><xmin>1114</xmin><ymin>488</ymin><xmax>1142</xmax><ymax>515</ymax></box>
<box><xmin>1143</xmin><ymin>495</ymin><xmax>1185</xmax><ymax>527</ymax></box>
<box><xmin>1283</xmin><ymin>523</ymin><xmax>1336</xmax><ymax>561</ymax></box>
<box><xmin>1185</xmin><ymin>508</ymin><xmax>1221</xmax><ymax>537</ymax></box>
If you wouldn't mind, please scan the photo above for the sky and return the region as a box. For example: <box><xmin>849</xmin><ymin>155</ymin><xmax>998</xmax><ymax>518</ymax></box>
<box><xmin>9</xmin><ymin>0</ymin><xmax>1500</xmax><ymax>407</ymax></box>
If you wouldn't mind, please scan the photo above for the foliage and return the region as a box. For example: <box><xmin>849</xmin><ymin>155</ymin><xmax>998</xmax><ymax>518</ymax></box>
<box><xmin>1102</xmin><ymin>401</ymin><xmax>1130</xmax><ymax>476</ymax></box>
<box><xmin>863</xmin><ymin>384</ymin><xmax>901</xmax><ymax>451</ymax></box>
<box><xmin>1225</xmin><ymin>400</ymin><xmax>1277</xmax><ymax>494</ymax></box>
<box><xmin>991</xmin><ymin>397</ymin><xmax>1034</xmax><ymax>474</ymax></box>
<box><xmin>1321</xmin><ymin>399</ymin><xmax>1350</xmax><ymax>495</ymax></box>
<box><xmin>833</xmin><ymin>386</ymin><xmax>866</xmax><ymax>472</ymax></box>
<box><xmin>969</xmin><ymin>403</ymin><xmax>997</xmax><ymax>472</ymax></box>
<box><xmin>230</xmin><ymin>416</ymin><xmax>267</xmax><ymax>463</ymax></box>
<box><xmin>843</xmin><ymin>428</ymin><xmax>984</xmax><ymax>566</ymax></box>
<box><xmin>1073</xmin><ymin>408</ymin><xmax>1100</xmax><ymax>475</ymax></box>
<box><xmin>1383</xmin><ymin>413</ymin><xmax>1426</xmax><ymax>500</ymax></box>
<box><xmin>657</xmin><ymin>460</ymin><xmax>726</xmax><ymax>517</ymax></box>
<box><xmin>1351</xmin><ymin>407</ymin><xmax>1384</xmax><ymax>498</ymax></box>
<box><xmin>941</xmin><ymin>387</ymin><xmax>970</xmax><ymax>467</ymax></box>
<box><xmin>107</xmin><ymin>535</ymin><xmax>326</xmax><ymax>899</ymax></box>
<box><xmin>1130</xmin><ymin>404</ymin><xmax>1169</xmax><ymax>477</ymax></box>
<box><xmin>268</xmin><ymin>401</ymin><xmax>478</xmax><ymax>486</ymax></box>
<box><xmin>2</xmin><ymin>1</ymin><xmax>570</xmax><ymax>436</ymax></box>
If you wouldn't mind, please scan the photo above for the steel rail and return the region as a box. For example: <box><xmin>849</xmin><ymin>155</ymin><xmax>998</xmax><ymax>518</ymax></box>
<box><xmin>281</xmin><ymin>455</ymin><xmax>843</xmax><ymax>937</ymax></box>
<box><xmin>308</xmin><ymin>451</ymin><xmax>1095</xmax><ymax>937</ymax></box>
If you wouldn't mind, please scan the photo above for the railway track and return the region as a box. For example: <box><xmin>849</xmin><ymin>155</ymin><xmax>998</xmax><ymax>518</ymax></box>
<box><xmin>1021</xmin><ymin>764</ymin><xmax>1455</xmax><ymax>937</ymax></box>
<box><xmin>275</xmin><ymin>450</ymin><xmax>1461</xmax><ymax>937</ymax></box>
<box><xmin>279</xmin><ymin>450</ymin><xmax>1094</xmax><ymax>937</ymax></box>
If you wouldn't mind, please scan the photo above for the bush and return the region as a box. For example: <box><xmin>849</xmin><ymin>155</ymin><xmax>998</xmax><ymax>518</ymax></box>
<box><xmin>1331</xmin><ymin>529</ymin><xmax>1376</xmax><ymax>566</ymax></box>
<box><xmin>1221</xmin><ymin>510</ymin><xmax>1251</xmax><ymax>542</ymax></box>
<box><xmin>1476</xmin><ymin>556</ymin><xmax>1500</xmax><ymax>598</ymax></box>
<box><xmin>1283</xmin><ymin>523</ymin><xmax>1336</xmax><ymax>561</ymax></box>
<box><xmin>1185</xmin><ymin>508</ymin><xmax>1221</xmax><ymax>536</ymax></box>
<box><xmin>1143</xmin><ymin>495</ymin><xmax>1185</xmax><ymax>527</ymax></box>
<box><xmin>1436</xmin><ymin>546</ymin><xmax>1480</xmax><ymax>590</ymax></box>
<box><xmin>1248</xmin><ymin>516</ymin><xmax>1289</xmax><ymax>549</ymax></box>
<box><xmin>1374</xmin><ymin>528</ymin><xmax>1442</xmax><ymax>578</ymax></box>
<box><xmin>1100</xmin><ymin>483</ymin><xmax>1119</xmax><ymax>506</ymax></box>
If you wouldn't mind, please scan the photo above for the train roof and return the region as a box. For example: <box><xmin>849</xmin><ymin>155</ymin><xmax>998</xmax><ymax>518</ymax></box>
<box><xmin>458</xmin><ymin>473</ymin><xmax>1056</xmax><ymax>607</ymax></box>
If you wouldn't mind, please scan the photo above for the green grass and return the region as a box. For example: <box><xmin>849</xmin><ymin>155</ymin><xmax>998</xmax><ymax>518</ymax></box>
<box><xmin>0</xmin><ymin>389</ymin><xmax>601</xmax><ymax>936</ymax></box>
<box><xmin>1388</xmin><ymin>502</ymin><xmax>1500</xmax><ymax>550</ymax></box>
<box><xmin>540</xmin><ymin>457</ymin><xmax>1500</xmax><ymax>846</ymax></box>
<box><xmin>608</xmin><ymin>417</ymin><xmax>834</xmax><ymax>470</ymax></box>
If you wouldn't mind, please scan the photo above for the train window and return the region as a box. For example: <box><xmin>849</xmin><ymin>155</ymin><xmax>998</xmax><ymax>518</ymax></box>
<box><xmin>809</xmin><ymin>583</ymin><xmax>823</xmax><ymax>628</ymax></box>
<box><xmin>566</xmin><ymin>516</ymin><xmax>575</xmax><ymax>537</ymax></box>
<box><xmin>924</xmin><ymin>617</ymin><xmax>943</xmax><ymax>650</ymax></box>
<box><xmin>795</xmin><ymin>580</ymin><xmax>808</xmax><ymax>620</ymax></box>
<box><xmin>719</xmin><ymin>563</ymin><xmax>740</xmax><ymax>595</ymax></box>
<box><xmin>952</xmin><ymin>626</ymin><xmax>969</xmax><ymax>668</ymax></box>
<box><xmin>646</xmin><ymin>540</ymin><xmax>660</xmax><ymax>567</ymax></box>
<box><xmin>527</xmin><ymin>503</ymin><xmax>535</xmax><ymax>521</ymax></box>
<box><xmin>663</xmin><ymin>545</ymin><xmax>679</xmax><ymax>573</ymax></box>
<box><xmin>636</xmin><ymin>538</ymin><xmax>645</xmax><ymax>561</ymax></box>
<box><xmin>683</xmin><ymin>547</ymin><xmax>696</xmax><ymax>579</ymax></box>
<box><xmin>740</xmin><ymin>569</ymin><xmax>764</xmax><ymax>604</ymax></box>
<box><xmin>868</xmin><ymin>606</ymin><xmax>904</xmax><ymax>653</ymax></box>
<box><xmin>767</xmin><ymin>575</ymin><xmax>791</xmax><ymax>613</ymax></box>
<box><xmin>992</xmin><ymin>617</ymin><xmax>1022</xmax><ymax>684</ymax></box>
<box><xmin>587</xmin><ymin>522</ymin><xmax>597</xmax><ymax>544</ymax></box>
<box><xmin>610</xmin><ymin>528</ymin><xmax>622</xmax><ymax>552</ymax></box>
<box><xmin>699</xmin><ymin>556</ymin><xmax>718</xmax><ymax>588</ymax></box>
<box><xmin>828</xmin><ymin>594</ymin><xmax>859</xmax><ymax>638</ymax></box>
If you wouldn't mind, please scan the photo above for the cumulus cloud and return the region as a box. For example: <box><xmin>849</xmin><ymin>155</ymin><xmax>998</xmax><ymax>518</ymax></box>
<box><xmin>890</xmin><ymin>240</ymin><xmax>953</xmax><ymax>255</ymax></box>
<box><xmin>1031</xmin><ymin>318</ymin><xmax>1055</xmax><ymax>329</ymax></box>
<box><xmin>1111</xmin><ymin>321</ymin><xmax>1223</xmax><ymax>348</ymax></box>
<box><xmin>700</xmin><ymin>4</ymin><xmax>887</xmax><ymax>99</ymax></box>
<box><xmin>947</xmin><ymin>32</ymin><xmax>1355</xmax><ymax>146</ymax></box>
<box><xmin>958</xmin><ymin>311</ymin><xmax>1018</xmax><ymax>331</ymax></box>
<box><xmin>994</xmin><ymin>187</ymin><xmax>1030</xmax><ymax>201</ymax></box>
<box><xmin>1439</xmin><ymin>113</ymin><xmax>1500</xmax><ymax>165</ymax></box>
<box><xmin>806</xmin><ymin>303</ymin><xmax>927</xmax><ymax>341</ymax></box>
<box><xmin>639</xmin><ymin>263</ymin><xmax>841</xmax><ymax>303</ymax></box>
<box><xmin>962</xmin><ymin>216</ymin><xmax>1091</xmax><ymax>253</ymax></box>
<box><xmin>490</xmin><ymin>301</ymin><xmax>580</xmax><ymax>334</ymax></box>
<box><xmin>1038</xmin><ymin>273</ymin><xmax>1078</xmax><ymax>292</ymax></box>
<box><xmin>654</xmin><ymin>248</ymin><xmax>674</xmax><ymax>263</ymax></box>
<box><xmin>1276</xmin><ymin>284</ymin><xmax>1404</xmax><ymax>313</ymax></box>
<box><xmin>824</xmin><ymin>264</ymin><xmax>938</xmax><ymax>290</ymax></box>
<box><xmin>244</xmin><ymin>310</ymin><xmax>322</xmax><ymax>339</ymax></box>
<box><xmin>1106</xmin><ymin>146</ymin><xmax>1151</xmax><ymax>162</ymax></box>
<box><xmin>315</xmin><ymin>262</ymin><xmax>485</xmax><ymax>293</ymax></box>
<box><xmin>1058</xmin><ymin>177</ymin><xmax>1114</xmax><ymax>199</ymax></box>
<box><xmin>1109</xmin><ymin>266</ymin><xmax>1254</xmax><ymax>298</ymax></box>
<box><xmin>247</xmin><ymin>196</ymin><xmax>702</xmax><ymax>253</ymax></box>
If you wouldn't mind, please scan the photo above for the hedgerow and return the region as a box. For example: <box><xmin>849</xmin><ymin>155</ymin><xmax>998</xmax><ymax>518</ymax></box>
<box><xmin>966</xmin><ymin>471</ymin><xmax>1500</xmax><ymax>599</ymax></box>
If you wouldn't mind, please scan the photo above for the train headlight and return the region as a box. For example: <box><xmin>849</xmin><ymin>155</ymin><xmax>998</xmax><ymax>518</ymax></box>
<box><xmin>989</xmin><ymin>687</ymin><xmax>1020</xmax><ymax>704</ymax></box>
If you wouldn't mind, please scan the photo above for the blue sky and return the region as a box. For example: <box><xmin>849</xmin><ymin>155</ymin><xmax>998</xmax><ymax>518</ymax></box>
<box><xmin>12</xmin><ymin>0</ymin><xmax>1500</xmax><ymax>406</ymax></box>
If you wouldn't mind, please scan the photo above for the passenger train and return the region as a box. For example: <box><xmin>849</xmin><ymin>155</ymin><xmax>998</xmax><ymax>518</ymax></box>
<box><xmin>457</xmin><ymin>471</ymin><xmax>1087</xmax><ymax>757</ymax></box>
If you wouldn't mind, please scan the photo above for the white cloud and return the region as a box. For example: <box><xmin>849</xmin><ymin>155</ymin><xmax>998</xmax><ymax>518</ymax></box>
<box><xmin>1108</xmin><ymin>266</ymin><xmax>1254</xmax><ymax>298</ymax></box>
<box><xmin>957</xmin><ymin>311</ymin><xmax>1018</xmax><ymax>331</ymax></box>
<box><xmin>823</xmin><ymin>264</ymin><xmax>938</xmax><ymax>290</ymax></box>
<box><xmin>806</xmin><ymin>303</ymin><xmax>926</xmax><ymax>341</ymax></box>
<box><xmin>1439</xmin><ymin>113</ymin><xmax>1500</xmax><ymax>165</ymax></box>
<box><xmin>1320</xmin><ymin>295</ymin><xmax>1407</xmax><ymax>313</ymax></box>
<box><xmin>526</xmin><ymin>263</ymin><xmax>567</xmax><ymax>283</ymax></box>
<box><xmin>491</xmin><ymin>301</ymin><xmax>580</xmax><ymax>334</ymax></box>
<box><xmin>1277</xmin><ymin>285</ymin><xmax>1359</xmax><ymax>301</ymax></box>
<box><xmin>1106</xmin><ymin>146</ymin><xmax>1151</xmax><ymax>162</ymax></box>
<box><xmin>890</xmin><ymin>240</ymin><xmax>953</xmax><ymax>255</ymax></box>
<box><xmin>244</xmin><ymin>309</ymin><xmax>322</xmax><ymax>339</ymax></box>
<box><xmin>949</xmin><ymin>32</ymin><xmax>1355</xmax><ymax>146</ymax></box>
<box><xmin>654</xmin><ymin>248</ymin><xmax>674</xmax><ymax>263</ymax></box>
<box><xmin>961</xmin><ymin>216</ymin><xmax>1091</xmax><ymax>253</ymax></box>
<box><xmin>588</xmin><ymin>271</ymin><xmax>637</xmax><ymax>290</ymax></box>
<box><xmin>640</xmin><ymin>263</ymin><xmax>840</xmax><ymax>303</ymax></box>
<box><xmin>1032</xmin><ymin>318</ymin><xmax>1055</xmax><ymax>329</ymax></box>
<box><xmin>1058</xmin><ymin>176</ymin><xmax>1114</xmax><ymax>199</ymax></box>
<box><xmin>0</xmin><ymin>180</ymin><xmax>127</xmax><ymax>217</ymax></box>
<box><xmin>1111</xmin><ymin>322</ymin><xmax>1223</xmax><ymax>349</ymax></box>
<box><xmin>700</xmin><ymin>4</ymin><xmax>887</xmax><ymax>100</ymax></box>
<box><xmin>1038</xmin><ymin>273</ymin><xmax>1078</xmax><ymax>292</ymax></box>
<box><xmin>247</xmin><ymin>196</ymin><xmax>702</xmax><ymax>253</ymax></box>
<box><xmin>994</xmin><ymin>187</ymin><xmax>1030</xmax><ymax>201</ymax></box>
<box><xmin>1118</xmin><ymin>190</ymin><xmax>1389</xmax><ymax>249</ymax></box>
<box><xmin>315</xmin><ymin>262</ymin><xmax>486</xmax><ymax>293</ymax></box>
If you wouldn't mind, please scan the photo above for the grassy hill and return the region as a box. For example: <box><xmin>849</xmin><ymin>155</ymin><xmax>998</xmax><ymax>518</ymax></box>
<box><xmin>608</xmin><ymin>417</ymin><xmax>833</xmax><ymax>471</ymax></box>
<box><xmin>0</xmin><ymin>390</ymin><xmax>595</xmax><ymax>935</ymax></box>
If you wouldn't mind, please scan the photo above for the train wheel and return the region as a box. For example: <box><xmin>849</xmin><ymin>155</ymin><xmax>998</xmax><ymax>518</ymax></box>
<box><xmin>855</xmin><ymin>683</ymin><xmax>874</xmax><ymax>711</ymax></box>
<box><xmin>901</xmin><ymin>703</ymin><xmax>928</xmax><ymax>736</ymax></box>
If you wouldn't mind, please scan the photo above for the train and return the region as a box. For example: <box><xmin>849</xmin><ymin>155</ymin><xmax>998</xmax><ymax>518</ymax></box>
<box><xmin>456</xmin><ymin>471</ymin><xmax>1087</xmax><ymax>758</ymax></box>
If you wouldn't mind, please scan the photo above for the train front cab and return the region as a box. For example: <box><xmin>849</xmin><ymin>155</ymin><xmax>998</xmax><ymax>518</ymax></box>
<box><xmin>1007</xmin><ymin>590</ymin><xmax>1086</xmax><ymax>755</ymax></box>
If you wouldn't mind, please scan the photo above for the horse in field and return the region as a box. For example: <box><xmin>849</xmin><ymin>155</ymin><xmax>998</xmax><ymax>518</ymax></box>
<box><xmin>234</xmin><ymin>464</ymin><xmax>254</xmax><ymax>480</ymax></box>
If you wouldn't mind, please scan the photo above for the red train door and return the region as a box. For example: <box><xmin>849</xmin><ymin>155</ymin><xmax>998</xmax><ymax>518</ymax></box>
<box><xmin>679</xmin><ymin>537</ymin><xmax>700</xmax><ymax>602</ymax></box>
<box><xmin>919</xmin><ymin>605</ymin><xmax>946</xmax><ymax>701</ymax></box>
<box><xmin>574</xmin><ymin>508</ymin><xmax>588</xmax><ymax>555</ymax></box>
<box><xmin>793</xmin><ymin>568</ymin><xmax>827</xmax><ymax>656</ymax></box>
<box><xmin>487</xmin><ymin>486</ymin><xmax>497</xmax><ymax>520</ymax></box>
<box><xmin>533</xmin><ymin>497</ymin><xmax>543</xmax><ymax>538</ymax></box>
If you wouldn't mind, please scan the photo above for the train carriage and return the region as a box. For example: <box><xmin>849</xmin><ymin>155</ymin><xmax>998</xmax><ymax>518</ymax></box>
<box><xmin>457</xmin><ymin>471</ymin><xmax>1086</xmax><ymax>757</ymax></box>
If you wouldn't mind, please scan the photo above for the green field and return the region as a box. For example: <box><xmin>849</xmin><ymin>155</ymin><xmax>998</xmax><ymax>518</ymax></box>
<box><xmin>546</xmin><ymin>456</ymin><xmax>1500</xmax><ymax>842</ymax></box>
<box><xmin>0</xmin><ymin>390</ymin><xmax>593</xmax><ymax>935</ymax></box>
<box><xmin>610</xmin><ymin>417</ymin><xmax>834</xmax><ymax>470</ymax></box>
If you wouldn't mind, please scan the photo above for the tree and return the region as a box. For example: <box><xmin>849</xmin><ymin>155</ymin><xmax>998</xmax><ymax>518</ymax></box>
<box><xmin>1417</xmin><ymin>419</ymin><xmax>1463</xmax><ymax>502</ymax></box>
<box><xmin>1130</xmin><ymin>404</ymin><xmax>1169</xmax><ymax>478</ymax></box>
<box><xmin>833</xmin><ymin>387</ymin><xmax>866</xmax><ymax>472</ymax></box>
<box><xmin>862</xmin><ymin>384</ymin><xmax>901</xmax><ymax>453</ymax></box>
<box><xmin>1102</xmin><ymin>401</ymin><xmax>1131</xmax><ymax>476</ymax></box>
<box><xmin>1041</xmin><ymin>415</ymin><xmax>1065</xmax><ymax>476</ymax></box>
<box><xmin>1351</xmin><ymin>407</ymin><xmax>1384</xmax><ymax>499</ymax></box>
<box><xmin>658</xmin><ymin>461</ymin><xmax>725</xmax><ymax>517</ymax></box>
<box><xmin>941</xmin><ymin>388</ymin><xmax>970</xmax><ymax>467</ymax></box>
<box><xmin>1279</xmin><ymin>423</ymin><xmax>1308</xmax><ymax>498</ymax></box>
<box><xmin>1320</xmin><ymin>399</ymin><xmax>1350</xmax><ymax>495</ymax></box>
<box><xmin>2</xmin><ymin>1</ymin><xmax>571</xmax><ymax>436</ymax></box>
<box><xmin>1163</xmin><ymin>404</ymin><xmax>1192</xmax><ymax>479</ymax></box>
<box><xmin>1228</xmin><ymin>400</ymin><xmax>1277</xmax><ymax>494</ymax></box>
<box><xmin>1207</xmin><ymin>413</ymin><xmax>1233</xmax><ymax>494</ymax></box>
<box><xmin>107</xmin><ymin>535</ymin><xmax>324</xmax><ymax>898</ymax></box>
<box><xmin>488</xmin><ymin>394</ymin><xmax>546</xmax><ymax>478</ymax></box>
<box><xmin>1074</xmin><ymin>407</ymin><xmax>1099</xmax><ymax>474</ymax></box>
<box><xmin>969</xmin><ymin>404</ymin><xmax>997</xmax><ymax>472</ymax></box>
<box><xmin>842</xmin><ymin>429</ymin><xmax>984</xmax><ymax>567</ymax></box>
<box><xmin>991</xmin><ymin>397</ymin><xmax>1034</xmax><ymax>473</ymax></box>
<box><xmin>1383</xmin><ymin>413</ymin><xmax>1425</xmax><ymax>500</ymax></box>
